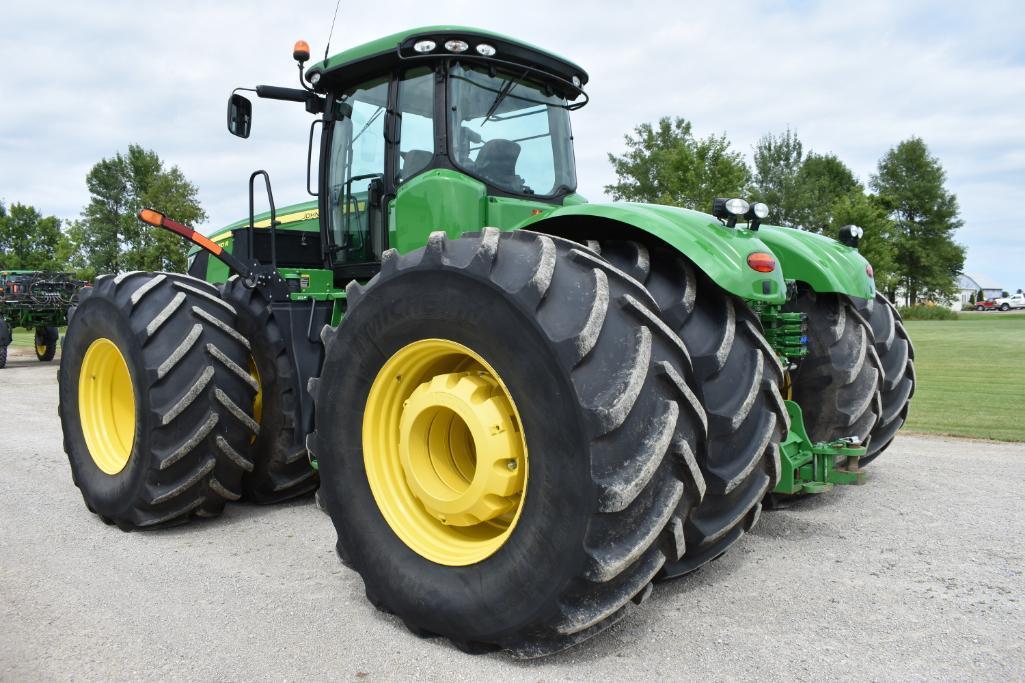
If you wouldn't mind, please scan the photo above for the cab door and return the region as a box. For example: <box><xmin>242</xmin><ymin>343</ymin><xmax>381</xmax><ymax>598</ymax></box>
<box><xmin>324</xmin><ymin>76</ymin><xmax>392</xmax><ymax>280</ymax></box>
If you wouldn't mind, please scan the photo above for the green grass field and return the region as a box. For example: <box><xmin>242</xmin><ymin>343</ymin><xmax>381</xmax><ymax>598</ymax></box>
<box><xmin>904</xmin><ymin>312</ymin><xmax>1025</xmax><ymax>442</ymax></box>
<box><xmin>9</xmin><ymin>328</ymin><xmax>66</xmax><ymax>348</ymax></box>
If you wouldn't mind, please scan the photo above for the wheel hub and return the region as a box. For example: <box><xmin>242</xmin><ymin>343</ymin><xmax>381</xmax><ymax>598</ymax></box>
<box><xmin>362</xmin><ymin>339</ymin><xmax>529</xmax><ymax>566</ymax></box>
<box><xmin>399</xmin><ymin>372</ymin><xmax>524</xmax><ymax>526</ymax></box>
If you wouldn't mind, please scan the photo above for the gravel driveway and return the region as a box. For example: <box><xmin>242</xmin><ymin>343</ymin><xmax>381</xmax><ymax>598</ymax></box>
<box><xmin>2</xmin><ymin>352</ymin><xmax>1023</xmax><ymax>680</ymax></box>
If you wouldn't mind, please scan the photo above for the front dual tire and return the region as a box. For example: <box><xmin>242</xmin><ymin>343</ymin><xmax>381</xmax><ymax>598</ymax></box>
<box><xmin>311</xmin><ymin>229</ymin><xmax>706</xmax><ymax>656</ymax></box>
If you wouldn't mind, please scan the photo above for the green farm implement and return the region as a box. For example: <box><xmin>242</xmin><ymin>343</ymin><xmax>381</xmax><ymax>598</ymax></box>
<box><xmin>58</xmin><ymin>27</ymin><xmax>915</xmax><ymax>657</ymax></box>
<box><xmin>0</xmin><ymin>270</ymin><xmax>83</xmax><ymax>368</ymax></box>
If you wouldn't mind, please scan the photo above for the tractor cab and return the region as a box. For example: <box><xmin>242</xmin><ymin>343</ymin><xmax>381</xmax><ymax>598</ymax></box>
<box><xmin>226</xmin><ymin>27</ymin><xmax>588</xmax><ymax>282</ymax></box>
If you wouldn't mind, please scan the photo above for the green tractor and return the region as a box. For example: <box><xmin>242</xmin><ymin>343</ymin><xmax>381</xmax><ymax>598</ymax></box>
<box><xmin>0</xmin><ymin>270</ymin><xmax>83</xmax><ymax>368</ymax></box>
<box><xmin>58</xmin><ymin>27</ymin><xmax>914</xmax><ymax>656</ymax></box>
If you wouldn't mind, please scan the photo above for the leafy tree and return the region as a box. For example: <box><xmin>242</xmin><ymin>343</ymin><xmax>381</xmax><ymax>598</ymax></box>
<box><xmin>0</xmin><ymin>201</ymin><xmax>66</xmax><ymax>271</ymax></box>
<box><xmin>606</xmin><ymin>117</ymin><xmax>750</xmax><ymax>210</ymax></box>
<box><xmin>750</xmin><ymin>128</ymin><xmax>804</xmax><ymax>226</ymax></box>
<box><xmin>871</xmin><ymin>138</ymin><xmax>965</xmax><ymax>305</ymax></box>
<box><xmin>751</xmin><ymin>131</ymin><xmax>864</xmax><ymax>232</ymax></box>
<box><xmin>793</xmin><ymin>153</ymin><xmax>861</xmax><ymax>232</ymax></box>
<box><xmin>73</xmin><ymin>145</ymin><xmax>206</xmax><ymax>274</ymax></box>
<box><xmin>828</xmin><ymin>192</ymin><xmax>898</xmax><ymax>296</ymax></box>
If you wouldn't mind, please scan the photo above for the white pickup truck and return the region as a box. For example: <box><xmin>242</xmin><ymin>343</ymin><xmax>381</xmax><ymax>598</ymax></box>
<box><xmin>993</xmin><ymin>292</ymin><xmax>1025</xmax><ymax>311</ymax></box>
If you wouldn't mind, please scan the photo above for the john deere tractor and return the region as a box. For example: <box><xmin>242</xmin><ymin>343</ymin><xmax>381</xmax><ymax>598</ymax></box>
<box><xmin>58</xmin><ymin>26</ymin><xmax>914</xmax><ymax>657</ymax></box>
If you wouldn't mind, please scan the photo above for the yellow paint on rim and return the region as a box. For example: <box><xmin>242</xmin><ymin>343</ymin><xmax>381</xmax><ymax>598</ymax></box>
<box><xmin>249</xmin><ymin>355</ymin><xmax>263</xmax><ymax>443</ymax></box>
<box><xmin>36</xmin><ymin>342</ymin><xmax>47</xmax><ymax>356</ymax></box>
<box><xmin>363</xmin><ymin>339</ymin><xmax>528</xmax><ymax>566</ymax></box>
<box><xmin>78</xmin><ymin>338</ymin><xmax>136</xmax><ymax>475</ymax></box>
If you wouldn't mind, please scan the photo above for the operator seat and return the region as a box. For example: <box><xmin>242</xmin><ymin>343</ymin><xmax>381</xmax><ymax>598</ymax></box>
<box><xmin>399</xmin><ymin>150</ymin><xmax>433</xmax><ymax>181</ymax></box>
<box><xmin>474</xmin><ymin>139</ymin><xmax>522</xmax><ymax>190</ymax></box>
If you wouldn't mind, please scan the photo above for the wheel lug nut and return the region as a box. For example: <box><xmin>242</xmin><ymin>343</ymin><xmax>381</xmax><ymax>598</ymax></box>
<box><xmin>506</xmin><ymin>459</ymin><xmax>517</xmax><ymax>471</ymax></box>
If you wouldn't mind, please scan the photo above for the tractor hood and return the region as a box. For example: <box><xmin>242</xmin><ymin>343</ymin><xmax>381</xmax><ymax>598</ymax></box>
<box><xmin>517</xmin><ymin>202</ymin><xmax>789</xmax><ymax>305</ymax></box>
<box><xmin>757</xmin><ymin>224</ymin><xmax>876</xmax><ymax>300</ymax></box>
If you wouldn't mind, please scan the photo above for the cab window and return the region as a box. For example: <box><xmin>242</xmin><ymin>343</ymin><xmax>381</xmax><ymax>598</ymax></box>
<box><xmin>396</xmin><ymin>68</ymin><xmax>436</xmax><ymax>184</ymax></box>
<box><xmin>328</xmin><ymin>76</ymin><xmax>388</xmax><ymax>264</ymax></box>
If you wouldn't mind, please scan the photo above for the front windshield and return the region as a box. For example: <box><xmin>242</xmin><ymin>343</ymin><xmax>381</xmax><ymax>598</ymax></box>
<box><xmin>448</xmin><ymin>63</ymin><xmax>577</xmax><ymax>196</ymax></box>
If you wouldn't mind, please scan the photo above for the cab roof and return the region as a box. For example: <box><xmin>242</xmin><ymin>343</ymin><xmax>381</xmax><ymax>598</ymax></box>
<box><xmin>304</xmin><ymin>25</ymin><xmax>588</xmax><ymax>92</ymax></box>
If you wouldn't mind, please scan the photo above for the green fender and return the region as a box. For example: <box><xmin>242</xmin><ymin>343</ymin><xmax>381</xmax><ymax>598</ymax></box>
<box><xmin>516</xmin><ymin>202</ymin><xmax>788</xmax><ymax>305</ymax></box>
<box><xmin>757</xmin><ymin>225</ymin><xmax>876</xmax><ymax>300</ymax></box>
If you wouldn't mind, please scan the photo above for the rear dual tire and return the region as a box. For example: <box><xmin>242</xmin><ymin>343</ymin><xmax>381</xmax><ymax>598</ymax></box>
<box><xmin>592</xmin><ymin>240</ymin><xmax>786</xmax><ymax>577</ymax></box>
<box><xmin>785</xmin><ymin>288</ymin><xmax>882</xmax><ymax>445</ymax></box>
<box><xmin>59</xmin><ymin>272</ymin><xmax>259</xmax><ymax>529</ymax></box>
<box><xmin>220</xmin><ymin>277</ymin><xmax>318</xmax><ymax>503</ymax></box>
<box><xmin>855</xmin><ymin>293</ymin><xmax>915</xmax><ymax>464</ymax></box>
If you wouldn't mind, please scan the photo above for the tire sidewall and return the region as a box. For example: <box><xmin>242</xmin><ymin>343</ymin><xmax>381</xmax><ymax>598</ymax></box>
<box><xmin>319</xmin><ymin>269</ymin><xmax>593</xmax><ymax>643</ymax></box>
<box><xmin>60</xmin><ymin>294</ymin><xmax>152</xmax><ymax>518</ymax></box>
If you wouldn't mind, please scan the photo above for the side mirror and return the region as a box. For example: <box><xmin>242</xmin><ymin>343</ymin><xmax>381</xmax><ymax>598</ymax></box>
<box><xmin>227</xmin><ymin>94</ymin><xmax>253</xmax><ymax>138</ymax></box>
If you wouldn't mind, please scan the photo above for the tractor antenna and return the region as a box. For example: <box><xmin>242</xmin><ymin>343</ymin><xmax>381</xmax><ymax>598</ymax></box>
<box><xmin>324</xmin><ymin>0</ymin><xmax>341</xmax><ymax>61</ymax></box>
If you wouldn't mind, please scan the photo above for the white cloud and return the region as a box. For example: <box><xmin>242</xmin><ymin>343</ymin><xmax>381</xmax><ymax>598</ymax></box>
<box><xmin>1</xmin><ymin>0</ymin><xmax>1022</xmax><ymax>288</ymax></box>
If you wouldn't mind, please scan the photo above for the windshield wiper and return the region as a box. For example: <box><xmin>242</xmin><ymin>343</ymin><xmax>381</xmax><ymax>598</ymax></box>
<box><xmin>351</xmin><ymin>106</ymin><xmax>384</xmax><ymax>145</ymax></box>
<box><xmin>480</xmin><ymin>70</ymin><xmax>528</xmax><ymax>127</ymax></box>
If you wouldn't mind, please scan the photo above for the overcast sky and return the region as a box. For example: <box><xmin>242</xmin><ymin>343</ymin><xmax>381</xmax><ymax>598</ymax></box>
<box><xmin>2</xmin><ymin>1</ymin><xmax>1023</xmax><ymax>289</ymax></box>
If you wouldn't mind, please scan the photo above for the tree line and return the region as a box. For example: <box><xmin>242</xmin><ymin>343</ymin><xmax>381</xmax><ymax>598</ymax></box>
<box><xmin>607</xmin><ymin>119</ymin><xmax>965</xmax><ymax>304</ymax></box>
<box><xmin>0</xmin><ymin>145</ymin><xmax>204</xmax><ymax>279</ymax></box>
<box><xmin>4</xmin><ymin>127</ymin><xmax>965</xmax><ymax>306</ymax></box>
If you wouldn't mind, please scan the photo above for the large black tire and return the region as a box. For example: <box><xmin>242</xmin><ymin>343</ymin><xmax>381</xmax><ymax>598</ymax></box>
<box><xmin>0</xmin><ymin>344</ymin><xmax>6</xmax><ymax>369</ymax></box>
<box><xmin>310</xmin><ymin>229</ymin><xmax>707</xmax><ymax>657</ymax></box>
<box><xmin>220</xmin><ymin>276</ymin><xmax>317</xmax><ymax>503</ymax></box>
<box><xmin>785</xmin><ymin>288</ymin><xmax>882</xmax><ymax>444</ymax></box>
<box><xmin>35</xmin><ymin>325</ymin><xmax>59</xmax><ymax>361</ymax></box>
<box><xmin>591</xmin><ymin>240</ymin><xmax>786</xmax><ymax>578</ymax></box>
<box><xmin>59</xmin><ymin>272</ymin><xmax>259</xmax><ymax>529</ymax></box>
<box><xmin>854</xmin><ymin>293</ymin><xmax>915</xmax><ymax>464</ymax></box>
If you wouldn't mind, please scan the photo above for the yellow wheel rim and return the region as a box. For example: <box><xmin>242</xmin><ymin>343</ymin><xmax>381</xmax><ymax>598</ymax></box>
<box><xmin>363</xmin><ymin>339</ymin><xmax>528</xmax><ymax>566</ymax></box>
<box><xmin>79</xmin><ymin>338</ymin><xmax>136</xmax><ymax>475</ymax></box>
<box><xmin>36</xmin><ymin>343</ymin><xmax>47</xmax><ymax>356</ymax></box>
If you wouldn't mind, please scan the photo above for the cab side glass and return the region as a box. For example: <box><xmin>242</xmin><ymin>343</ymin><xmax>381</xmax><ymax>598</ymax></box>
<box><xmin>227</xmin><ymin>94</ymin><xmax>253</xmax><ymax>138</ymax></box>
<box><xmin>396</xmin><ymin>67</ymin><xmax>436</xmax><ymax>183</ymax></box>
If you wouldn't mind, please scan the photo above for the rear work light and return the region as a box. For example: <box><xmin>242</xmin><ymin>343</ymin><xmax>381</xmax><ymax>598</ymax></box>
<box><xmin>747</xmin><ymin>252</ymin><xmax>776</xmax><ymax>273</ymax></box>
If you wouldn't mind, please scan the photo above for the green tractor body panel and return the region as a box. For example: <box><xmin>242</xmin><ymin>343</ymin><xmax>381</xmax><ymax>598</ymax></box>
<box><xmin>195</xmin><ymin>192</ymin><xmax>846</xmax><ymax>309</ymax></box>
<box><xmin>388</xmin><ymin>170</ymin><xmax>488</xmax><ymax>252</ymax></box>
<box><xmin>757</xmin><ymin>224</ymin><xmax>875</xmax><ymax>300</ymax></box>
<box><xmin>192</xmin><ymin>193</ymin><xmax>875</xmax><ymax>313</ymax></box>
<box><xmin>516</xmin><ymin>202</ymin><xmax>789</xmax><ymax>305</ymax></box>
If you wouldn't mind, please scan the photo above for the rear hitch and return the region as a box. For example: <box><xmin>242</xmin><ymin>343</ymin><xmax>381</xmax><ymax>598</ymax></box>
<box><xmin>774</xmin><ymin>401</ymin><xmax>867</xmax><ymax>495</ymax></box>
